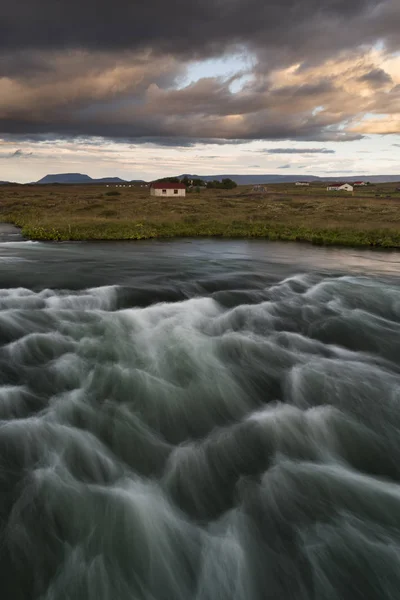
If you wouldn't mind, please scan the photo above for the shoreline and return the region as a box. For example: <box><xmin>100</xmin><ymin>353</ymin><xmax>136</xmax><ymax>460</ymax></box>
<box><xmin>4</xmin><ymin>219</ymin><xmax>400</xmax><ymax>249</ymax></box>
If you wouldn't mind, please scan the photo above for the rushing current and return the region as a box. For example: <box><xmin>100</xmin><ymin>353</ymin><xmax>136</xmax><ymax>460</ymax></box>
<box><xmin>2</xmin><ymin>223</ymin><xmax>400</xmax><ymax>599</ymax></box>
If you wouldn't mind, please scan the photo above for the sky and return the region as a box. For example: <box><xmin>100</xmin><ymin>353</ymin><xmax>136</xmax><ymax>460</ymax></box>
<box><xmin>0</xmin><ymin>0</ymin><xmax>399</xmax><ymax>182</ymax></box>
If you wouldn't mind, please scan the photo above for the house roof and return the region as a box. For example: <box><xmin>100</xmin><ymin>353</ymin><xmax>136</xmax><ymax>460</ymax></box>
<box><xmin>353</xmin><ymin>181</ymin><xmax>364</xmax><ymax>184</ymax></box>
<box><xmin>151</xmin><ymin>182</ymin><xmax>186</xmax><ymax>189</ymax></box>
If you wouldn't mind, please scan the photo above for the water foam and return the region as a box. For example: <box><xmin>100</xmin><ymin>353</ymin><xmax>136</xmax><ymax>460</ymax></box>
<box><xmin>0</xmin><ymin>272</ymin><xmax>400</xmax><ymax>599</ymax></box>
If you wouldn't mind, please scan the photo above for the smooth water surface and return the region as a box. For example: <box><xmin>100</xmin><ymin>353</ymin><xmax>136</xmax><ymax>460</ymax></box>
<box><xmin>1</xmin><ymin>224</ymin><xmax>400</xmax><ymax>599</ymax></box>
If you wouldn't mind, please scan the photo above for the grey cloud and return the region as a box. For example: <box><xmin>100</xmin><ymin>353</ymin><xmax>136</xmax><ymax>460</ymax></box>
<box><xmin>194</xmin><ymin>155</ymin><xmax>219</xmax><ymax>159</ymax></box>
<box><xmin>0</xmin><ymin>93</ymin><xmax>364</xmax><ymax>143</ymax></box>
<box><xmin>358</xmin><ymin>68</ymin><xmax>393</xmax><ymax>86</ymax></box>
<box><xmin>0</xmin><ymin>146</ymin><xmax>33</xmax><ymax>160</ymax></box>
<box><xmin>366</xmin><ymin>84</ymin><xmax>400</xmax><ymax>115</ymax></box>
<box><xmin>278</xmin><ymin>164</ymin><xmax>291</xmax><ymax>169</ymax></box>
<box><xmin>0</xmin><ymin>60</ymin><xmax>366</xmax><ymax>143</ymax></box>
<box><xmin>322</xmin><ymin>169</ymin><xmax>359</xmax><ymax>174</ymax></box>
<box><xmin>12</xmin><ymin>149</ymin><xmax>33</xmax><ymax>158</ymax></box>
<box><xmin>130</xmin><ymin>138</ymin><xmax>251</xmax><ymax>147</ymax></box>
<box><xmin>0</xmin><ymin>148</ymin><xmax>33</xmax><ymax>158</ymax></box>
<box><xmin>0</xmin><ymin>114</ymin><xmax>363</xmax><ymax>144</ymax></box>
<box><xmin>272</xmin><ymin>81</ymin><xmax>335</xmax><ymax>98</ymax></box>
<box><xmin>262</xmin><ymin>148</ymin><xmax>335</xmax><ymax>154</ymax></box>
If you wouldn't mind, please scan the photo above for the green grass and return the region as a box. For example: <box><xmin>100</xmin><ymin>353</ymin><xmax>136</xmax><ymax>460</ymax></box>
<box><xmin>1</xmin><ymin>182</ymin><xmax>400</xmax><ymax>248</ymax></box>
<box><xmin>10</xmin><ymin>220</ymin><xmax>400</xmax><ymax>248</ymax></box>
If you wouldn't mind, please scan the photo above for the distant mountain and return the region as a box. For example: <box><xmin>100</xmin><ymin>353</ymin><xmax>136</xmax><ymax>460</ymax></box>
<box><xmin>36</xmin><ymin>173</ymin><xmax>93</xmax><ymax>184</ymax></box>
<box><xmin>180</xmin><ymin>174</ymin><xmax>400</xmax><ymax>185</ymax></box>
<box><xmin>0</xmin><ymin>181</ymin><xmax>11</xmax><ymax>185</ymax></box>
<box><xmin>35</xmin><ymin>173</ymin><xmax>130</xmax><ymax>184</ymax></box>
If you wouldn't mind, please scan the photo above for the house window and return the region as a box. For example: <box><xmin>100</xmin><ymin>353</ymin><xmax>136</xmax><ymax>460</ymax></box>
<box><xmin>174</xmin><ymin>189</ymin><xmax>178</xmax><ymax>194</ymax></box>
<box><xmin>162</xmin><ymin>189</ymin><xmax>167</xmax><ymax>194</ymax></box>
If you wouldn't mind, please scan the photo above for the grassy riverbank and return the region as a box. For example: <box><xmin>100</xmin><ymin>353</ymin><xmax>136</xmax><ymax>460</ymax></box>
<box><xmin>1</xmin><ymin>182</ymin><xmax>400</xmax><ymax>247</ymax></box>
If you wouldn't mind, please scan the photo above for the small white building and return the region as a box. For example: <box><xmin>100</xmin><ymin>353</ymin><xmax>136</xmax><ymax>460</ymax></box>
<box><xmin>295</xmin><ymin>181</ymin><xmax>310</xmax><ymax>186</ymax></box>
<box><xmin>327</xmin><ymin>183</ymin><xmax>353</xmax><ymax>192</ymax></box>
<box><xmin>150</xmin><ymin>182</ymin><xmax>186</xmax><ymax>197</ymax></box>
<box><xmin>353</xmin><ymin>181</ymin><xmax>366</xmax><ymax>186</ymax></box>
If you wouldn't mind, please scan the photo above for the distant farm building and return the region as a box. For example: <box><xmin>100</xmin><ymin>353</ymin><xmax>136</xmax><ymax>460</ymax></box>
<box><xmin>353</xmin><ymin>181</ymin><xmax>366</xmax><ymax>186</ymax></box>
<box><xmin>150</xmin><ymin>182</ymin><xmax>186</xmax><ymax>197</ymax></box>
<box><xmin>295</xmin><ymin>181</ymin><xmax>310</xmax><ymax>186</ymax></box>
<box><xmin>327</xmin><ymin>183</ymin><xmax>354</xmax><ymax>192</ymax></box>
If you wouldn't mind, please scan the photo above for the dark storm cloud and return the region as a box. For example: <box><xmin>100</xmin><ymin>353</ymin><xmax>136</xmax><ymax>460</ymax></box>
<box><xmin>0</xmin><ymin>0</ymin><xmax>398</xmax><ymax>143</ymax></box>
<box><xmin>1</xmin><ymin>0</ymin><xmax>397</xmax><ymax>63</ymax></box>
<box><xmin>0</xmin><ymin>115</ymin><xmax>363</xmax><ymax>144</ymax></box>
<box><xmin>263</xmin><ymin>148</ymin><xmax>335</xmax><ymax>154</ymax></box>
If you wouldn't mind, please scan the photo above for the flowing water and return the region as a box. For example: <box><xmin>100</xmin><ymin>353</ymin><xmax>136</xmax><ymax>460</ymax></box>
<box><xmin>2</xmin><ymin>224</ymin><xmax>400</xmax><ymax>599</ymax></box>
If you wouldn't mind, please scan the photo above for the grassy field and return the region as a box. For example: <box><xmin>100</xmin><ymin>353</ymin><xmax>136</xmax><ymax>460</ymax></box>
<box><xmin>1</xmin><ymin>181</ymin><xmax>400</xmax><ymax>247</ymax></box>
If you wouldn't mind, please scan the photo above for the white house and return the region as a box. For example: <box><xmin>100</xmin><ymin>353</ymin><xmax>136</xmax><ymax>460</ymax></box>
<box><xmin>353</xmin><ymin>181</ymin><xmax>366</xmax><ymax>186</ymax></box>
<box><xmin>295</xmin><ymin>181</ymin><xmax>310</xmax><ymax>186</ymax></box>
<box><xmin>327</xmin><ymin>183</ymin><xmax>353</xmax><ymax>192</ymax></box>
<box><xmin>150</xmin><ymin>182</ymin><xmax>186</xmax><ymax>197</ymax></box>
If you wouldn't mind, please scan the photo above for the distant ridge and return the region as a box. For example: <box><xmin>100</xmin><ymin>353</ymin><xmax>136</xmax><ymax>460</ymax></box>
<box><xmin>3</xmin><ymin>172</ymin><xmax>398</xmax><ymax>185</ymax></box>
<box><xmin>96</xmin><ymin>177</ymin><xmax>131</xmax><ymax>183</ymax></box>
<box><xmin>179</xmin><ymin>174</ymin><xmax>400</xmax><ymax>184</ymax></box>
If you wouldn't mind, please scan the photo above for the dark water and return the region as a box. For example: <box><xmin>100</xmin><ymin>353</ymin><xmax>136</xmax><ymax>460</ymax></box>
<box><xmin>2</xmin><ymin>224</ymin><xmax>400</xmax><ymax>599</ymax></box>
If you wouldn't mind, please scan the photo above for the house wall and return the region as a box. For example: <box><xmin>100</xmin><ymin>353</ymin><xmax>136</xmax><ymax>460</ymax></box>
<box><xmin>327</xmin><ymin>185</ymin><xmax>353</xmax><ymax>191</ymax></box>
<box><xmin>150</xmin><ymin>188</ymin><xmax>186</xmax><ymax>197</ymax></box>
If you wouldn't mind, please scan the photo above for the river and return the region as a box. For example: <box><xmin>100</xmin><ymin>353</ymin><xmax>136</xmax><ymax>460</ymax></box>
<box><xmin>1</xmin><ymin>224</ymin><xmax>400</xmax><ymax>599</ymax></box>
